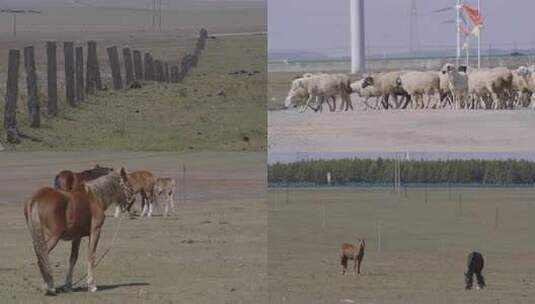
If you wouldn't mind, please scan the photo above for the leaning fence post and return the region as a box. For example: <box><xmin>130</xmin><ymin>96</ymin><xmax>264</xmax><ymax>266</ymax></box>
<box><xmin>86</xmin><ymin>40</ymin><xmax>102</xmax><ymax>94</ymax></box>
<box><xmin>64</xmin><ymin>41</ymin><xmax>76</xmax><ymax>107</ymax></box>
<box><xmin>123</xmin><ymin>47</ymin><xmax>134</xmax><ymax>86</ymax></box>
<box><xmin>4</xmin><ymin>49</ymin><xmax>21</xmax><ymax>143</ymax></box>
<box><xmin>75</xmin><ymin>46</ymin><xmax>84</xmax><ymax>102</ymax></box>
<box><xmin>154</xmin><ymin>60</ymin><xmax>164</xmax><ymax>82</ymax></box>
<box><xmin>144</xmin><ymin>53</ymin><xmax>154</xmax><ymax>81</ymax></box>
<box><xmin>107</xmin><ymin>46</ymin><xmax>122</xmax><ymax>90</ymax></box>
<box><xmin>133</xmin><ymin>50</ymin><xmax>143</xmax><ymax>81</ymax></box>
<box><xmin>24</xmin><ymin>46</ymin><xmax>40</xmax><ymax>128</ymax></box>
<box><xmin>46</xmin><ymin>41</ymin><xmax>58</xmax><ymax>116</ymax></box>
<box><xmin>164</xmin><ymin>63</ymin><xmax>170</xmax><ymax>83</ymax></box>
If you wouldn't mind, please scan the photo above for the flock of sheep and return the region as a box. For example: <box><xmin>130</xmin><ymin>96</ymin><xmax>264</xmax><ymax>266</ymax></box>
<box><xmin>284</xmin><ymin>64</ymin><xmax>535</xmax><ymax>112</ymax></box>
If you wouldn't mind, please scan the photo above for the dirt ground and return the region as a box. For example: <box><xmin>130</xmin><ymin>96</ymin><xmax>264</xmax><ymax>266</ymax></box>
<box><xmin>0</xmin><ymin>152</ymin><xmax>266</xmax><ymax>303</ymax></box>
<box><xmin>268</xmin><ymin>72</ymin><xmax>535</xmax><ymax>152</ymax></box>
<box><xmin>268</xmin><ymin>187</ymin><xmax>535</xmax><ymax>304</ymax></box>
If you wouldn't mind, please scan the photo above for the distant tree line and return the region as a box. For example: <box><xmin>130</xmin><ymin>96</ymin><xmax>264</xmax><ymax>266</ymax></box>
<box><xmin>268</xmin><ymin>158</ymin><xmax>535</xmax><ymax>186</ymax></box>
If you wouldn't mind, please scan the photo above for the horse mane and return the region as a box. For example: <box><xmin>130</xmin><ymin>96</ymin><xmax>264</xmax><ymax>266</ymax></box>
<box><xmin>83</xmin><ymin>172</ymin><xmax>122</xmax><ymax>208</ymax></box>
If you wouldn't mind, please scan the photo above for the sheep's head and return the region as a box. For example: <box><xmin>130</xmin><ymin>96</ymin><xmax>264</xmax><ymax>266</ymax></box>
<box><xmin>516</xmin><ymin>66</ymin><xmax>530</xmax><ymax>77</ymax></box>
<box><xmin>361</xmin><ymin>76</ymin><xmax>374</xmax><ymax>88</ymax></box>
<box><xmin>284</xmin><ymin>86</ymin><xmax>308</xmax><ymax>108</ymax></box>
<box><xmin>441</xmin><ymin>63</ymin><xmax>455</xmax><ymax>75</ymax></box>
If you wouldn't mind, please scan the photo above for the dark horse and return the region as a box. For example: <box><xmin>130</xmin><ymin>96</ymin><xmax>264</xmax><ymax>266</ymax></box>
<box><xmin>24</xmin><ymin>169</ymin><xmax>135</xmax><ymax>295</ymax></box>
<box><xmin>54</xmin><ymin>164</ymin><xmax>114</xmax><ymax>192</ymax></box>
<box><xmin>465</xmin><ymin>251</ymin><xmax>486</xmax><ymax>290</ymax></box>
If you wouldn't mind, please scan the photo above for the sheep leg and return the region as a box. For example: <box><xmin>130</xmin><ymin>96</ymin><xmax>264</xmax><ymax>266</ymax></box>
<box><xmin>341</xmin><ymin>92</ymin><xmax>353</xmax><ymax>111</ymax></box>
<box><xmin>300</xmin><ymin>95</ymin><xmax>315</xmax><ymax>113</ymax></box>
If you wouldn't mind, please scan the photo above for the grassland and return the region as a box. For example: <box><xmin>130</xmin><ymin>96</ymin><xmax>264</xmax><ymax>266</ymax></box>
<box><xmin>269</xmin><ymin>187</ymin><xmax>535</xmax><ymax>304</ymax></box>
<box><xmin>0</xmin><ymin>3</ymin><xmax>266</xmax><ymax>151</ymax></box>
<box><xmin>0</xmin><ymin>33</ymin><xmax>266</xmax><ymax>151</ymax></box>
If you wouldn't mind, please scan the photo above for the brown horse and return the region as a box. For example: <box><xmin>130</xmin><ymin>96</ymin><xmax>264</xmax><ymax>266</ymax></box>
<box><xmin>24</xmin><ymin>169</ymin><xmax>134</xmax><ymax>295</ymax></box>
<box><xmin>114</xmin><ymin>170</ymin><xmax>156</xmax><ymax>217</ymax></box>
<box><xmin>340</xmin><ymin>239</ymin><xmax>365</xmax><ymax>275</ymax></box>
<box><xmin>54</xmin><ymin>164</ymin><xmax>114</xmax><ymax>191</ymax></box>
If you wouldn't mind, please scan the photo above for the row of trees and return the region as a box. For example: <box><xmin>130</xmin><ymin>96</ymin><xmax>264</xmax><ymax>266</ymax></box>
<box><xmin>268</xmin><ymin>158</ymin><xmax>535</xmax><ymax>186</ymax></box>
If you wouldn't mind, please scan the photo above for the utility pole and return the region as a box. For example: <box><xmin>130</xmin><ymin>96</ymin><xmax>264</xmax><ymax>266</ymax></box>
<box><xmin>152</xmin><ymin>0</ymin><xmax>156</xmax><ymax>31</ymax></box>
<box><xmin>158</xmin><ymin>0</ymin><xmax>162</xmax><ymax>32</ymax></box>
<box><xmin>409</xmin><ymin>0</ymin><xmax>420</xmax><ymax>56</ymax></box>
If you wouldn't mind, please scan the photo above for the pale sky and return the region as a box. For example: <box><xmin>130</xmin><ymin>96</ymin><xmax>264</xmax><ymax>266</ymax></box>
<box><xmin>269</xmin><ymin>0</ymin><xmax>535</xmax><ymax>56</ymax></box>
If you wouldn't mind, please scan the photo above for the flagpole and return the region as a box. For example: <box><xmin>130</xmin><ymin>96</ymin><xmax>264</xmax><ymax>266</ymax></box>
<box><xmin>477</xmin><ymin>0</ymin><xmax>481</xmax><ymax>68</ymax></box>
<box><xmin>456</xmin><ymin>0</ymin><xmax>461</xmax><ymax>65</ymax></box>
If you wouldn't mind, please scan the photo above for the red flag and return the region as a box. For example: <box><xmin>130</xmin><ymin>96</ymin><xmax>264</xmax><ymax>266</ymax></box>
<box><xmin>462</xmin><ymin>4</ymin><xmax>483</xmax><ymax>26</ymax></box>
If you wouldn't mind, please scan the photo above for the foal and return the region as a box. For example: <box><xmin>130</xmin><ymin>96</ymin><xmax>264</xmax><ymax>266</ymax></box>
<box><xmin>340</xmin><ymin>239</ymin><xmax>366</xmax><ymax>275</ymax></box>
<box><xmin>155</xmin><ymin>177</ymin><xmax>176</xmax><ymax>217</ymax></box>
<box><xmin>114</xmin><ymin>170</ymin><xmax>156</xmax><ymax>217</ymax></box>
<box><xmin>24</xmin><ymin>169</ymin><xmax>134</xmax><ymax>295</ymax></box>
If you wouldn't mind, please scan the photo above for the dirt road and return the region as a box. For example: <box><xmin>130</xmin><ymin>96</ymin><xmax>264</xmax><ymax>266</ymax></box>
<box><xmin>269</xmin><ymin>109</ymin><xmax>535</xmax><ymax>152</ymax></box>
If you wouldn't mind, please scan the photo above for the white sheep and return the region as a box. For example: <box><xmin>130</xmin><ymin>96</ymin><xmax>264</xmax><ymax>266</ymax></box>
<box><xmin>468</xmin><ymin>67</ymin><xmax>513</xmax><ymax>110</ymax></box>
<box><xmin>397</xmin><ymin>71</ymin><xmax>440</xmax><ymax>109</ymax></box>
<box><xmin>284</xmin><ymin>73</ymin><xmax>352</xmax><ymax>112</ymax></box>
<box><xmin>361</xmin><ymin>71</ymin><xmax>409</xmax><ymax>109</ymax></box>
<box><xmin>351</xmin><ymin>79</ymin><xmax>382</xmax><ymax>110</ymax></box>
<box><xmin>440</xmin><ymin>63</ymin><xmax>468</xmax><ymax>109</ymax></box>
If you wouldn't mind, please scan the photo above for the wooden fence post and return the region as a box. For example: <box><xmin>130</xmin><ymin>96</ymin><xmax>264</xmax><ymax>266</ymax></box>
<box><xmin>4</xmin><ymin>49</ymin><xmax>21</xmax><ymax>143</ymax></box>
<box><xmin>123</xmin><ymin>47</ymin><xmax>134</xmax><ymax>86</ymax></box>
<box><xmin>164</xmin><ymin>63</ymin><xmax>170</xmax><ymax>83</ymax></box>
<box><xmin>170</xmin><ymin>66</ymin><xmax>178</xmax><ymax>83</ymax></box>
<box><xmin>46</xmin><ymin>41</ymin><xmax>58</xmax><ymax>116</ymax></box>
<box><xmin>86</xmin><ymin>40</ymin><xmax>102</xmax><ymax>94</ymax></box>
<box><xmin>107</xmin><ymin>46</ymin><xmax>122</xmax><ymax>90</ymax></box>
<box><xmin>75</xmin><ymin>46</ymin><xmax>84</xmax><ymax>102</ymax></box>
<box><xmin>144</xmin><ymin>53</ymin><xmax>154</xmax><ymax>81</ymax></box>
<box><xmin>154</xmin><ymin>60</ymin><xmax>163</xmax><ymax>82</ymax></box>
<box><xmin>133</xmin><ymin>50</ymin><xmax>143</xmax><ymax>81</ymax></box>
<box><xmin>24</xmin><ymin>46</ymin><xmax>40</xmax><ymax>128</ymax></box>
<box><xmin>64</xmin><ymin>41</ymin><xmax>76</xmax><ymax>107</ymax></box>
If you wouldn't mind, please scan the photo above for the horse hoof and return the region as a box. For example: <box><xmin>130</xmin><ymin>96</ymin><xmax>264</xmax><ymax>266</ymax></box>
<box><xmin>44</xmin><ymin>288</ymin><xmax>56</xmax><ymax>296</ymax></box>
<box><xmin>62</xmin><ymin>285</ymin><xmax>73</xmax><ymax>293</ymax></box>
<box><xmin>89</xmin><ymin>286</ymin><xmax>98</xmax><ymax>293</ymax></box>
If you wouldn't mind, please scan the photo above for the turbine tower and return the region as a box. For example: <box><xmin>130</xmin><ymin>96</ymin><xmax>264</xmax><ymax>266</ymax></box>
<box><xmin>409</xmin><ymin>0</ymin><xmax>420</xmax><ymax>55</ymax></box>
<box><xmin>350</xmin><ymin>0</ymin><xmax>366</xmax><ymax>74</ymax></box>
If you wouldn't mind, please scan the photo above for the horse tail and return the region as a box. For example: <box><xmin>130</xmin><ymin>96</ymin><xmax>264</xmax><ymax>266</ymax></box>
<box><xmin>26</xmin><ymin>201</ymin><xmax>53</xmax><ymax>283</ymax></box>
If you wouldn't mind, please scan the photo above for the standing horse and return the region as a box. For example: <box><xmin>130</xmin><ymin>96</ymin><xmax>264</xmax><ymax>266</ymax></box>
<box><xmin>340</xmin><ymin>239</ymin><xmax>365</xmax><ymax>275</ymax></box>
<box><xmin>54</xmin><ymin>164</ymin><xmax>114</xmax><ymax>191</ymax></box>
<box><xmin>24</xmin><ymin>169</ymin><xmax>134</xmax><ymax>295</ymax></box>
<box><xmin>114</xmin><ymin>170</ymin><xmax>156</xmax><ymax>218</ymax></box>
<box><xmin>465</xmin><ymin>251</ymin><xmax>486</xmax><ymax>290</ymax></box>
<box><xmin>155</xmin><ymin>177</ymin><xmax>176</xmax><ymax>217</ymax></box>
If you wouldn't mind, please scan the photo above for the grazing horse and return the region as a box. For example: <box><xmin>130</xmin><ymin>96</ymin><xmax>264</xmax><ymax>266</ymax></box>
<box><xmin>155</xmin><ymin>177</ymin><xmax>176</xmax><ymax>217</ymax></box>
<box><xmin>465</xmin><ymin>251</ymin><xmax>486</xmax><ymax>290</ymax></box>
<box><xmin>114</xmin><ymin>170</ymin><xmax>156</xmax><ymax>217</ymax></box>
<box><xmin>340</xmin><ymin>239</ymin><xmax>365</xmax><ymax>275</ymax></box>
<box><xmin>54</xmin><ymin>164</ymin><xmax>114</xmax><ymax>191</ymax></box>
<box><xmin>24</xmin><ymin>169</ymin><xmax>134</xmax><ymax>295</ymax></box>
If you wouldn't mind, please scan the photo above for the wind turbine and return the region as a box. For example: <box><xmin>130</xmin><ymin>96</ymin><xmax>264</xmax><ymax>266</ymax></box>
<box><xmin>350</xmin><ymin>0</ymin><xmax>366</xmax><ymax>74</ymax></box>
